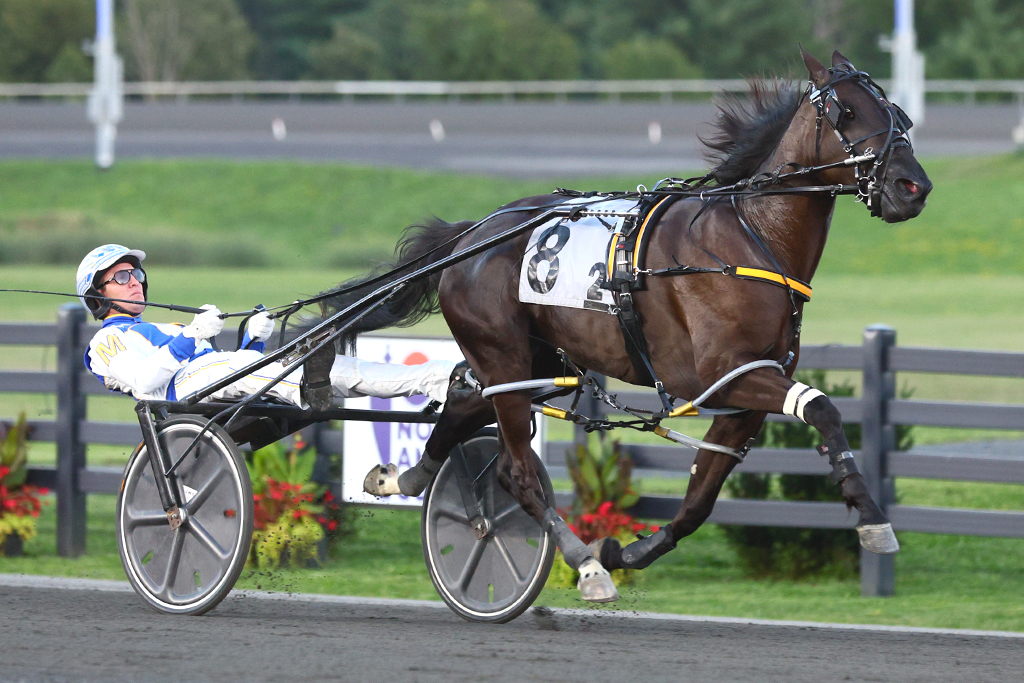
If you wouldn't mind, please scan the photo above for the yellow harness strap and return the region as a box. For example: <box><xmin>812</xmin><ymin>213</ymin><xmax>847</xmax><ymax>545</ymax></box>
<box><xmin>732</xmin><ymin>267</ymin><xmax>813</xmax><ymax>301</ymax></box>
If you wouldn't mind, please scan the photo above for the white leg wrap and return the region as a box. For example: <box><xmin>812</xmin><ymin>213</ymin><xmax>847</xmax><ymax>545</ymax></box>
<box><xmin>783</xmin><ymin>382</ymin><xmax>826</xmax><ymax>423</ymax></box>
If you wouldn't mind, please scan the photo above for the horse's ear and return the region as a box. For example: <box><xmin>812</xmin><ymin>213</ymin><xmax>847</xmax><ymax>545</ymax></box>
<box><xmin>801</xmin><ymin>47</ymin><xmax>829</xmax><ymax>85</ymax></box>
<box><xmin>831</xmin><ymin>50</ymin><xmax>854</xmax><ymax>69</ymax></box>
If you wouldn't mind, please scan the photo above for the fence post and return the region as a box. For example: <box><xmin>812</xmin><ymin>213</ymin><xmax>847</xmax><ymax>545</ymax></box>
<box><xmin>859</xmin><ymin>324</ymin><xmax>897</xmax><ymax>596</ymax></box>
<box><xmin>55</xmin><ymin>303</ymin><xmax>87</xmax><ymax>557</ymax></box>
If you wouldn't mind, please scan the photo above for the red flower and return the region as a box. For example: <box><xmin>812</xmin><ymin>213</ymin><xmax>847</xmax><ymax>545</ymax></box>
<box><xmin>327</xmin><ymin>520</ymin><xmax>338</xmax><ymax>531</ymax></box>
<box><xmin>597</xmin><ymin>501</ymin><xmax>614</xmax><ymax>516</ymax></box>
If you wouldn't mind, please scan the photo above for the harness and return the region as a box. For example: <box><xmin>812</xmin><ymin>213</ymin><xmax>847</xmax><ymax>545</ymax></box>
<box><xmin>532</xmin><ymin>65</ymin><xmax>915</xmax><ymax>449</ymax></box>
<box><xmin>594</xmin><ymin>192</ymin><xmax>812</xmax><ymax>409</ymax></box>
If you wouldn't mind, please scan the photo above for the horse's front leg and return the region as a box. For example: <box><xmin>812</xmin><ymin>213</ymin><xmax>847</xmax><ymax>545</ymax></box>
<box><xmin>789</xmin><ymin>379</ymin><xmax>898</xmax><ymax>552</ymax></box>
<box><xmin>596</xmin><ymin>411</ymin><xmax>765</xmax><ymax>571</ymax></box>
<box><xmin>717</xmin><ymin>365</ymin><xmax>897</xmax><ymax>553</ymax></box>
<box><xmin>491</xmin><ymin>391</ymin><xmax>619</xmax><ymax>603</ymax></box>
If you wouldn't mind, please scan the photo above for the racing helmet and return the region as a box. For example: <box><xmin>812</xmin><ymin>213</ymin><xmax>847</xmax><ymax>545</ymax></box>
<box><xmin>75</xmin><ymin>244</ymin><xmax>147</xmax><ymax>319</ymax></box>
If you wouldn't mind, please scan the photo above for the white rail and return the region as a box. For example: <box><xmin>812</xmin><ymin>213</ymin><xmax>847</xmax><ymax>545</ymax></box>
<box><xmin>2</xmin><ymin>79</ymin><xmax>1023</xmax><ymax>101</ymax></box>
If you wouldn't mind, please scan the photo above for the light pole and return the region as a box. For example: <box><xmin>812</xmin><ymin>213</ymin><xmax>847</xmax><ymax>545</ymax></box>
<box><xmin>889</xmin><ymin>0</ymin><xmax>925</xmax><ymax>134</ymax></box>
<box><xmin>87</xmin><ymin>0</ymin><xmax>123</xmax><ymax>170</ymax></box>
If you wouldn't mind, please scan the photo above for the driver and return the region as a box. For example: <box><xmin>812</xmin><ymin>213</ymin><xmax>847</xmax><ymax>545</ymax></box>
<box><xmin>77</xmin><ymin>244</ymin><xmax>462</xmax><ymax>409</ymax></box>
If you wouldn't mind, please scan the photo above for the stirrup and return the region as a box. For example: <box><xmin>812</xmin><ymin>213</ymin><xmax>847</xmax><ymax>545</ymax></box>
<box><xmin>363</xmin><ymin>463</ymin><xmax>402</xmax><ymax>496</ymax></box>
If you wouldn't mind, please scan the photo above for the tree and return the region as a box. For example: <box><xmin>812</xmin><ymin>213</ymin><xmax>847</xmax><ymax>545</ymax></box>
<box><xmin>120</xmin><ymin>0</ymin><xmax>255</xmax><ymax>81</ymax></box>
<box><xmin>924</xmin><ymin>0</ymin><xmax>1024</xmax><ymax>79</ymax></box>
<box><xmin>601</xmin><ymin>36</ymin><xmax>700</xmax><ymax>80</ymax></box>
<box><xmin>0</xmin><ymin>0</ymin><xmax>92</xmax><ymax>82</ymax></box>
<box><xmin>403</xmin><ymin>0</ymin><xmax>580</xmax><ymax>80</ymax></box>
<box><xmin>236</xmin><ymin>0</ymin><xmax>360</xmax><ymax>79</ymax></box>
<box><xmin>308</xmin><ymin>22</ymin><xmax>390</xmax><ymax>80</ymax></box>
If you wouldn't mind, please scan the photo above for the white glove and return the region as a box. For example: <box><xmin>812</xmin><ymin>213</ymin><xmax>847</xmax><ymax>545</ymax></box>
<box><xmin>247</xmin><ymin>311</ymin><xmax>275</xmax><ymax>342</ymax></box>
<box><xmin>182</xmin><ymin>304</ymin><xmax>224</xmax><ymax>340</ymax></box>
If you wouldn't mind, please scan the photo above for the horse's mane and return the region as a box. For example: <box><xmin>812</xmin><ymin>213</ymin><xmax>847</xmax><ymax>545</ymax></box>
<box><xmin>701</xmin><ymin>80</ymin><xmax>802</xmax><ymax>185</ymax></box>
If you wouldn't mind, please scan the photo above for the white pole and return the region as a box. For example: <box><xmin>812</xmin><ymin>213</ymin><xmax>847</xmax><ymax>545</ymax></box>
<box><xmin>891</xmin><ymin>0</ymin><xmax>925</xmax><ymax>132</ymax></box>
<box><xmin>87</xmin><ymin>0</ymin><xmax>123</xmax><ymax>169</ymax></box>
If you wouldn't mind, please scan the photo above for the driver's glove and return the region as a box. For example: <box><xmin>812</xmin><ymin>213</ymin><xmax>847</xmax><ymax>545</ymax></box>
<box><xmin>182</xmin><ymin>304</ymin><xmax>224</xmax><ymax>340</ymax></box>
<box><xmin>247</xmin><ymin>311</ymin><xmax>275</xmax><ymax>342</ymax></box>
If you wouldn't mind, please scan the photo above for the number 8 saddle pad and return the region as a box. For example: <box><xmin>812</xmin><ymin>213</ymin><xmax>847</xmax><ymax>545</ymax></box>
<box><xmin>517</xmin><ymin>197</ymin><xmax>642</xmax><ymax>314</ymax></box>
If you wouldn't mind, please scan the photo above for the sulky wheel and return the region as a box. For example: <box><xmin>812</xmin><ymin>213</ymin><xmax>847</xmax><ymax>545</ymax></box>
<box><xmin>421</xmin><ymin>429</ymin><xmax>554</xmax><ymax>623</ymax></box>
<box><xmin>117</xmin><ymin>416</ymin><xmax>253</xmax><ymax>616</ymax></box>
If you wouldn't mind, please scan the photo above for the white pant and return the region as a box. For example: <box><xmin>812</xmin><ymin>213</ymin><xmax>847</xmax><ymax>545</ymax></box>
<box><xmin>172</xmin><ymin>350</ymin><xmax>454</xmax><ymax>407</ymax></box>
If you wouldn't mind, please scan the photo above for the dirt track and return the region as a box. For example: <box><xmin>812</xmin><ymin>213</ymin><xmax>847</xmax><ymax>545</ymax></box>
<box><xmin>3</xmin><ymin>576</ymin><xmax>1021</xmax><ymax>682</ymax></box>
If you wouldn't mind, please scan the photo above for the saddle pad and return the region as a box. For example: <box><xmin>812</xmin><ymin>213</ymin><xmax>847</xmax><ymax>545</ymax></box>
<box><xmin>517</xmin><ymin>198</ymin><xmax>640</xmax><ymax>313</ymax></box>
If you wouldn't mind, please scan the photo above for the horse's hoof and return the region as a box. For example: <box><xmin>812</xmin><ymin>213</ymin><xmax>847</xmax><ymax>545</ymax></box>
<box><xmin>576</xmin><ymin>558</ymin><xmax>619</xmax><ymax>603</ymax></box>
<box><xmin>857</xmin><ymin>522</ymin><xmax>900</xmax><ymax>554</ymax></box>
<box><xmin>363</xmin><ymin>463</ymin><xmax>401</xmax><ymax>496</ymax></box>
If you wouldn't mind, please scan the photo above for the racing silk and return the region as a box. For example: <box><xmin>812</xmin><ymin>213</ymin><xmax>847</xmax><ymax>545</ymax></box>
<box><xmin>84</xmin><ymin>314</ymin><xmax>265</xmax><ymax>401</ymax></box>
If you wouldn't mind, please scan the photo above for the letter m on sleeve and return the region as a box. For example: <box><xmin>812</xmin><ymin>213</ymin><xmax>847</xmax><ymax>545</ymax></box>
<box><xmin>96</xmin><ymin>334</ymin><xmax>127</xmax><ymax>365</ymax></box>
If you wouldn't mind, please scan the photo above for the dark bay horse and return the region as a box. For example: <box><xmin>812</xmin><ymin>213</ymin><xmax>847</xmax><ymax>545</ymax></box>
<box><xmin>346</xmin><ymin>49</ymin><xmax>932</xmax><ymax>602</ymax></box>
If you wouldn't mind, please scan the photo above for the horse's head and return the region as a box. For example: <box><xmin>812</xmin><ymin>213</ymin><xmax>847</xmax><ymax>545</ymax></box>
<box><xmin>801</xmin><ymin>49</ymin><xmax>932</xmax><ymax>223</ymax></box>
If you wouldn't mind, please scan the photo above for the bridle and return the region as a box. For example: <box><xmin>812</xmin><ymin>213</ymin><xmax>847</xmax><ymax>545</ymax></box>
<box><xmin>806</xmin><ymin>64</ymin><xmax>915</xmax><ymax>217</ymax></box>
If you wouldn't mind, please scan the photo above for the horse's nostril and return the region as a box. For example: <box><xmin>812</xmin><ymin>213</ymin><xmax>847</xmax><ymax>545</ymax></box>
<box><xmin>902</xmin><ymin>180</ymin><xmax>920</xmax><ymax>195</ymax></box>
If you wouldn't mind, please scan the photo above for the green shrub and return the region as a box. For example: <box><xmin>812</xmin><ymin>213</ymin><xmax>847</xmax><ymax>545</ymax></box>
<box><xmin>722</xmin><ymin>370</ymin><xmax>913</xmax><ymax>579</ymax></box>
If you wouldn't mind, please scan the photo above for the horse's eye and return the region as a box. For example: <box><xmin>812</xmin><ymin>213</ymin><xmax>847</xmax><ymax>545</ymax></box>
<box><xmin>843</xmin><ymin>108</ymin><xmax>855</xmax><ymax>120</ymax></box>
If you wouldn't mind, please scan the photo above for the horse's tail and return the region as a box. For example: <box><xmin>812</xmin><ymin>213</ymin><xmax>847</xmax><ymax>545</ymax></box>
<box><xmin>316</xmin><ymin>219</ymin><xmax>472</xmax><ymax>335</ymax></box>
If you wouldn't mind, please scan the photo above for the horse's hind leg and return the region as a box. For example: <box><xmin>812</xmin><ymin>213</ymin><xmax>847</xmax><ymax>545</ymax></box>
<box><xmin>488</xmin><ymin>391</ymin><xmax>618</xmax><ymax>602</ymax></box>
<box><xmin>596</xmin><ymin>411</ymin><xmax>765</xmax><ymax>571</ymax></box>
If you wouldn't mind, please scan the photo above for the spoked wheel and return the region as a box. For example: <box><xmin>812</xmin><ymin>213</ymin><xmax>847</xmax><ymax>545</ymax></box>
<box><xmin>421</xmin><ymin>429</ymin><xmax>554</xmax><ymax>623</ymax></box>
<box><xmin>117</xmin><ymin>416</ymin><xmax>253</xmax><ymax>615</ymax></box>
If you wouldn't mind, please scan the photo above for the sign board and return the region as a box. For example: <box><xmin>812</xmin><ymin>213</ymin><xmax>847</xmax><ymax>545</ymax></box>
<box><xmin>341</xmin><ymin>336</ymin><xmax>544</xmax><ymax>506</ymax></box>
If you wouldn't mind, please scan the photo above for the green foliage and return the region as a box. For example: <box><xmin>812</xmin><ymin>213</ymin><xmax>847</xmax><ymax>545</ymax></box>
<box><xmin>565</xmin><ymin>437</ymin><xmax>639</xmax><ymax>516</ymax></box>
<box><xmin>0</xmin><ymin>0</ymin><xmax>91</xmax><ymax>83</ymax></box>
<box><xmin>43</xmin><ymin>43</ymin><xmax>92</xmax><ymax>83</ymax></box>
<box><xmin>308</xmin><ymin>22</ymin><xmax>389</xmax><ymax>80</ymax></box>
<box><xmin>722</xmin><ymin>370</ymin><xmax>915</xmax><ymax>579</ymax></box>
<box><xmin>1</xmin><ymin>412</ymin><xmax>47</xmax><ymax>547</ymax></box>
<box><xmin>246</xmin><ymin>439</ymin><xmax>318</xmax><ymax>494</ymax></box>
<box><xmin>4</xmin><ymin>0</ymin><xmax>1024</xmax><ymax>83</ymax></box>
<box><xmin>601</xmin><ymin>36</ymin><xmax>699</xmax><ymax>80</ymax></box>
<box><xmin>924</xmin><ymin>0</ymin><xmax>1024</xmax><ymax>79</ymax></box>
<box><xmin>120</xmin><ymin>0</ymin><xmax>255</xmax><ymax>81</ymax></box>
<box><xmin>1</xmin><ymin>413</ymin><xmax>30</xmax><ymax>490</ymax></box>
<box><xmin>237</xmin><ymin>0</ymin><xmax>357</xmax><ymax>79</ymax></box>
<box><xmin>403</xmin><ymin>0</ymin><xmax>580</xmax><ymax>80</ymax></box>
<box><xmin>245</xmin><ymin>436</ymin><xmax>351</xmax><ymax>569</ymax></box>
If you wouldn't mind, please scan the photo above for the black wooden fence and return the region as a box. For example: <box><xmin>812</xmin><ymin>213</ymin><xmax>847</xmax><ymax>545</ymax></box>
<box><xmin>3</xmin><ymin>304</ymin><xmax>1023</xmax><ymax>596</ymax></box>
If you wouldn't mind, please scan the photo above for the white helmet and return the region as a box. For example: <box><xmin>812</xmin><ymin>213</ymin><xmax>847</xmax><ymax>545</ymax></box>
<box><xmin>76</xmin><ymin>244</ymin><xmax>147</xmax><ymax>319</ymax></box>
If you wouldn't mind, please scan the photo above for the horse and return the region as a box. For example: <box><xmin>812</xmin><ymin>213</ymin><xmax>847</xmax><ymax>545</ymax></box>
<box><xmin>340</xmin><ymin>49</ymin><xmax>932</xmax><ymax>602</ymax></box>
